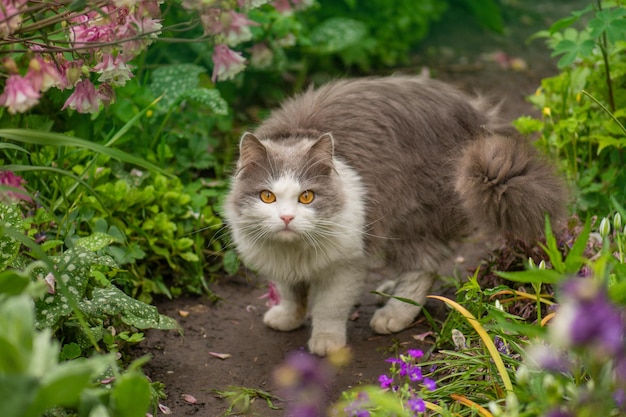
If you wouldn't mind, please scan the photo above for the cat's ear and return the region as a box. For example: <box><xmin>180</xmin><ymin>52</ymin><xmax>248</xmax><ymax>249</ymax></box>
<box><xmin>306</xmin><ymin>133</ymin><xmax>335</xmax><ymax>175</ymax></box>
<box><xmin>238</xmin><ymin>132</ymin><xmax>267</xmax><ymax>170</ymax></box>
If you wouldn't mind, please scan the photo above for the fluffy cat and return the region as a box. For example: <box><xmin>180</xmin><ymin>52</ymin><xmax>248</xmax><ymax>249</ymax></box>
<box><xmin>223</xmin><ymin>75</ymin><xmax>567</xmax><ymax>356</ymax></box>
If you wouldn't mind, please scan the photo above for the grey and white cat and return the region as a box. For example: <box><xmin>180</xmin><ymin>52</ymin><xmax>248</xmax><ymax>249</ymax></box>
<box><xmin>223</xmin><ymin>75</ymin><xmax>567</xmax><ymax>356</ymax></box>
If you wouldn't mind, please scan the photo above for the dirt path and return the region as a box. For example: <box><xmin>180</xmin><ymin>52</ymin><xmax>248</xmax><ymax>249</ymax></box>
<box><xmin>134</xmin><ymin>2</ymin><xmax>585</xmax><ymax>415</ymax></box>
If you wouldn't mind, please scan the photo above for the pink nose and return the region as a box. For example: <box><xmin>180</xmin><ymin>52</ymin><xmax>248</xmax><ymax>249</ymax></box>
<box><xmin>281</xmin><ymin>215</ymin><xmax>294</xmax><ymax>226</ymax></box>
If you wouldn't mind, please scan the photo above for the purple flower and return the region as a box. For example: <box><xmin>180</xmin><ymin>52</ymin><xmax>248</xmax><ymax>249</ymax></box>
<box><xmin>551</xmin><ymin>278</ymin><xmax>625</xmax><ymax>358</ymax></box>
<box><xmin>543</xmin><ymin>408</ymin><xmax>573</xmax><ymax>417</ymax></box>
<box><xmin>378</xmin><ymin>374</ymin><xmax>393</xmax><ymax>389</ymax></box>
<box><xmin>407</xmin><ymin>365</ymin><xmax>422</xmax><ymax>382</ymax></box>
<box><xmin>407</xmin><ymin>349</ymin><xmax>424</xmax><ymax>358</ymax></box>
<box><xmin>422</xmin><ymin>378</ymin><xmax>436</xmax><ymax>391</ymax></box>
<box><xmin>407</xmin><ymin>397</ymin><xmax>426</xmax><ymax>414</ymax></box>
<box><xmin>494</xmin><ymin>335</ymin><xmax>513</xmax><ymax>358</ymax></box>
<box><xmin>274</xmin><ymin>350</ymin><xmax>333</xmax><ymax>417</ymax></box>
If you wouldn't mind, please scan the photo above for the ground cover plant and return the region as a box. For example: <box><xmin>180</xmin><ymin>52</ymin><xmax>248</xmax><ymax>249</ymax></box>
<box><xmin>1</xmin><ymin>0</ymin><xmax>625</xmax><ymax>416</ymax></box>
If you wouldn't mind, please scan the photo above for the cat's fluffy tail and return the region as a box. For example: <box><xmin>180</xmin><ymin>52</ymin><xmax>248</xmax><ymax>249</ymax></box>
<box><xmin>455</xmin><ymin>134</ymin><xmax>568</xmax><ymax>241</ymax></box>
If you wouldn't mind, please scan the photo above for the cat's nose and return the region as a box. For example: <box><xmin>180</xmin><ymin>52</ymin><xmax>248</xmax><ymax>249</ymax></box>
<box><xmin>280</xmin><ymin>215</ymin><xmax>294</xmax><ymax>226</ymax></box>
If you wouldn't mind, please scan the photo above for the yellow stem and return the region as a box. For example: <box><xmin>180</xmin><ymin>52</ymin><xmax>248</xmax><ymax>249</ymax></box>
<box><xmin>450</xmin><ymin>394</ymin><xmax>495</xmax><ymax>417</ymax></box>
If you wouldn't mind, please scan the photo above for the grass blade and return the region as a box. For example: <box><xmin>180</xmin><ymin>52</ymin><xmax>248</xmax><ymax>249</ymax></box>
<box><xmin>0</xmin><ymin>129</ymin><xmax>171</xmax><ymax>177</ymax></box>
<box><xmin>427</xmin><ymin>295</ymin><xmax>513</xmax><ymax>394</ymax></box>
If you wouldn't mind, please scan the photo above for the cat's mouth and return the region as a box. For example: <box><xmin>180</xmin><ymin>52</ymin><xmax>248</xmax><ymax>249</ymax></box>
<box><xmin>275</xmin><ymin>227</ymin><xmax>298</xmax><ymax>240</ymax></box>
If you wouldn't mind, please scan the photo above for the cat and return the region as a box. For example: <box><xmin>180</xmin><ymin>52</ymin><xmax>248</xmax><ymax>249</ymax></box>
<box><xmin>223</xmin><ymin>75</ymin><xmax>567</xmax><ymax>356</ymax></box>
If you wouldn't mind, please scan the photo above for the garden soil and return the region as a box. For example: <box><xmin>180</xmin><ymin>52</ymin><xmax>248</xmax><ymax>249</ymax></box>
<box><xmin>133</xmin><ymin>2</ymin><xmax>586</xmax><ymax>416</ymax></box>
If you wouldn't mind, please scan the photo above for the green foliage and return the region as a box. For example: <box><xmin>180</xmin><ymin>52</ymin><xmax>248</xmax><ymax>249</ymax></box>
<box><xmin>297</xmin><ymin>0</ymin><xmax>448</xmax><ymax>72</ymax></box>
<box><xmin>515</xmin><ymin>1</ymin><xmax>626</xmax><ymax>213</ymax></box>
<box><xmin>0</xmin><ymin>293</ymin><xmax>153</xmax><ymax>417</ymax></box>
<box><xmin>336</xmin><ymin>212</ymin><xmax>626</xmax><ymax>416</ymax></box>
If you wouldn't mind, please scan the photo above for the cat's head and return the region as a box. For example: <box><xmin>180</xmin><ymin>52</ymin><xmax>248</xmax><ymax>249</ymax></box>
<box><xmin>225</xmin><ymin>132</ymin><xmax>346</xmax><ymax>243</ymax></box>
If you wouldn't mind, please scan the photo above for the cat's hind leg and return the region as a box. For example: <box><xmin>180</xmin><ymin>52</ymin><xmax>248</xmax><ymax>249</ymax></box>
<box><xmin>263</xmin><ymin>281</ymin><xmax>308</xmax><ymax>331</ymax></box>
<box><xmin>369</xmin><ymin>271</ymin><xmax>435</xmax><ymax>334</ymax></box>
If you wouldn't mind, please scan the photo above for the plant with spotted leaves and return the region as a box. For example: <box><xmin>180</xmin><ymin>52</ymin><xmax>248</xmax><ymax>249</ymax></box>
<box><xmin>0</xmin><ymin>200</ymin><xmax>179</xmax><ymax>359</ymax></box>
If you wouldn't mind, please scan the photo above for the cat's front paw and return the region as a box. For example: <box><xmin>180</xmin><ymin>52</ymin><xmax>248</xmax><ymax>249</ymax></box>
<box><xmin>263</xmin><ymin>305</ymin><xmax>305</xmax><ymax>331</ymax></box>
<box><xmin>308</xmin><ymin>332</ymin><xmax>346</xmax><ymax>356</ymax></box>
<box><xmin>370</xmin><ymin>305</ymin><xmax>415</xmax><ymax>334</ymax></box>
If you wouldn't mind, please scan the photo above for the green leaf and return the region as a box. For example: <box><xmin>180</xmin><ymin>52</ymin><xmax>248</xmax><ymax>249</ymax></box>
<box><xmin>0</xmin><ymin>269</ymin><xmax>30</xmax><ymax>296</ymax></box>
<box><xmin>551</xmin><ymin>29</ymin><xmax>595</xmax><ymax>67</ymax></box>
<box><xmin>588</xmin><ymin>8</ymin><xmax>626</xmax><ymax>44</ymax></box>
<box><xmin>111</xmin><ymin>373</ymin><xmax>151</xmax><ymax>417</ymax></box>
<box><xmin>150</xmin><ymin>64</ymin><xmax>205</xmax><ymax>113</ymax></box>
<box><xmin>309</xmin><ymin>17</ymin><xmax>368</xmax><ymax>54</ymax></box>
<box><xmin>0</xmin><ymin>203</ymin><xmax>23</xmax><ymax>270</ymax></box>
<box><xmin>564</xmin><ymin>216</ymin><xmax>591</xmax><ymax>274</ymax></box>
<box><xmin>223</xmin><ymin>250</ymin><xmax>240</xmax><ymax>276</ymax></box>
<box><xmin>0</xmin><ymin>375</ymin><xmax>38</xmax><ymax>417</ymax></box>
<box><xmin>60</xmin><ymin>342</ymin><xmax>82</xmax><ymax>360</ymax></box>
<box><xmin>496</xmin><ymin>269</ymin><xmax>564</xmax><ymax>285</ymax></box>
<box><xmin>76</xmin><ymin>232</ymin><xmax>115</xmax><ymax>251</ymax></box>
<box><xmin>80</xmin><ymin>285</ymin><xmax>179</xmax><ymax>330</ymax></box>
<box><xmin>27</xmin><ymin>359</ymin><xmax>95</xmax><ymax>416</ymax></box>
<box><xmin>179</xmin><ymin>88</ymin><xmax>229</xmax><ymax>116</ymax></box>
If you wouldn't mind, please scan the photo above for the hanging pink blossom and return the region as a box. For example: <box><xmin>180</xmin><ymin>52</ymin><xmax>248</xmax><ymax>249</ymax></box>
<box><xmin>211</xmin><ymin>44</ymin><xmax>246</xmax><ymax>82</ymax></box>
<box><xmin>25</xmin><ymin>57</ymin><xmax>63</xmax><ymax>92</ymax></box>
<box><xmin>222</xmin><ymin>11</ymin><xmax>259</xmax><ymax>46</ymax></box>
<box><xmin>0</xmin><ymin>74</ymin><xmax>40</xmax><ymax>114</ymax></box>
<box><xmin>62</xmin><ymin>79</ymin><xmax>100</xmax><ymax>113</ymax></box>
<box><xmin>0</xmin><ymin>170</ymin><xmax>32</xmax><ymax>202</ymax></box>
<box><xmin>199</xmin><ymin>8</ymin><xmax>223</xmax><ymax>36</ymax></box>
<box><xmin>0</xmin><ymin>0</ymin><xmax>25</xmax><ymax>39</ymax></box>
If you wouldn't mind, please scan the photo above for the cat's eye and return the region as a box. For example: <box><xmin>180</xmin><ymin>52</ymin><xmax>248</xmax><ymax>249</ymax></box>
<box><xmin>260</xmin><ymin>190</ymin><xmax>276</xmax><ymax>203</ymax></box>
<box><xmin>298</xmin><ymin>190</ymin><xmax>315</xmax><ymax>204</ymax></box>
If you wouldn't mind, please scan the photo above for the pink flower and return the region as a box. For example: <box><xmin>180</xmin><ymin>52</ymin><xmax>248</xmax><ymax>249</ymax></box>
<box><xmin>272</xmin><ymin>0</ymin><xmax>292</xmax><ymax>13</ymax></box>
<box><xmin>199</xmin><ymin>8</ymin><xmax>223</xmax><ymax>36</ymax></box>
<box><xmin>0</xmin><ymin>0</ymin><xmax>24</xmax><ymax>39</ymax></box>
<box><xmin>62</xmin><ymin>79</ymin><xmax>100</xmax><ymax>113</ymax></box>
<box><xmin>222</xmin><ymin>11</ymin><xmax>259</xmax><ymax>46</ymax></box>
<box><xmin>259</xmin><ymin>281</ymin><xmax>281</xmax><ymax>307</ymax></box>
<box><xmin>97</xmin><ymin>83</ymin><xmax>116</xmax><ymax>106</ymax></box>
<box><xmin>0</xmin><ymin>170</ymin><xmax>32</xmax><ymax>202</ymax></box>
<box><xmin>249</xmin><ymin>42</ymin><xmax>273</xmax><ymax>69</ymax></box>
<box><xmin>25</xmin><ymin>57</ymin><xmax>63</xmax><ymax>92</ymax></box>
<box><xmin>211</xmin><ymin>44</ymin><xmax>246</xmax><ymax>82</ymax></box>
<box><xmin>93</xmin><ymin>53</ymin><xmax>133</xmax><ymax>86</ymax></box>
<box><xmin>238</xmin><ymin>0</ymin><xmax>270</xmax><ymax>9</ymax></box>
<box><xmin>0</xmin><ymin>74</ymin><xmax>40</xmax><ymax>114</ymax></box>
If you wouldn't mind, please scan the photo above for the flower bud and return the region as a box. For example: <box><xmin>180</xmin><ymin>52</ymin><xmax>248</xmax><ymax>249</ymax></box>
<box><xmin>538</xmin><ymin>260</ymin><xmax>546</xmax><ymax>270</ymax></box>
<box><xmin>599</xmin><ymin>217</ymin><xmax>611</xmax><ymax>238</ymax></box>
<box><xmin>505</xmin><ymin>392</ymin><xmax>519</xmax><ymax>415</ymax></box>
<box><xmin>528</xmin><ymin>257</ymin><xmax>536</xmax><ymax>269</ymax></box>
<box><xmin>614</xmin><ymin>212</ymin><xmax>622</xmax><ymax>232</ymax></box>
<box><xmin>515</xmin><ymin>364</ymin><xmax>529</xmax><ymax>384</ymax></box>
<box><xmin>488</xmin><ymin>401</ymin><xmax>503</xmax><ymax>417</ymax></box>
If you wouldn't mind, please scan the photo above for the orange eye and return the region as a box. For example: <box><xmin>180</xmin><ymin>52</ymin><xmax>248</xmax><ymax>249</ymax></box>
<box><xmin>260</xmin><ymin>190</ymin><xmax>276</xmax><ymax>203</ymax></box>
<box><xmin>298</xmin><ymin>190</ymin><xmax>315</xmax><ymax>204</ymax></box>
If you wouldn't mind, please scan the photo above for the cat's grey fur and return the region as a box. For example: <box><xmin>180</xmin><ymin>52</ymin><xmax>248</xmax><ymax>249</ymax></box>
<box><xmin>223</xmin><ymin>75</ymin><xmax>567</xmax><ymax>356</ymax></box>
